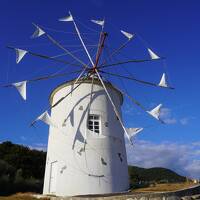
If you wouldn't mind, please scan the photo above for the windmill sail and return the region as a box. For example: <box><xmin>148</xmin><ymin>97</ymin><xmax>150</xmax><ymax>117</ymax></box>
<box><xmin>148</xmin><ymin>48</ymin><xmax>160</xmax><ymax>60</ymax></box>
<box><xmin>12</xmin><ymin>81</ymin><xmax>27</xmax><ymax>100</ymax></box>
<box><xmin>91</xmin><ymin>19</ymin><xmax>104</xmax><ymax>26</ymax></box>
<box><xmin>126</xmin><ymin>127</ymin><xmax>143</xmax><ymax>138</ymax></box>
<box><xmin>15</xmin><ymin>48</ymin><xmax>27</xmax><ymax>63</ymax></box>
<box><xmin>36</xmin><ymin>111</ymin><xmax>57</xmax><ymax>127</ymax></box>
<box><xmin>158</xmin><ymin>73</ymin><xmax>168</xmax><ymax>88</ymax></box>
<box><xmin>69</xmin><ymin>11</ymin><xmax>95</xmax><ymax>66</ymax></box>
<box><xmin>95</xmin><ymin>69</ymin><xmax>133</xmax><ymax>145</ymax></box>
<box><xmin>59</xmin><ymin>13</ymin><xmax>73</xmax><ymax>22</ymax></box>
<box><xmin>31</xmin><ymin>24</ymin><xmax>45</xmax><ymax>38</ymax></box>
<box><xmin>120</xmin><ymin>30</ymin><xmax>134</xmax><ymax>40</ymax></box>
<box><xmin>147</xmin><ymin>104</ymin><xmax>162</xmax><ymax>120</ymax></box>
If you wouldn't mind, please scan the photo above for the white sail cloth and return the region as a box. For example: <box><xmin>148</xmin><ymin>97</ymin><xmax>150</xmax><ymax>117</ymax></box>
<box><xmin>91</xmin><ymin>19</ymin><xmax>105</xmax><ymax>26</ymax></box>
<box><xmin>36</xmin><ymin>111</ymin><xmax>57</xmax><ymax>127</ymax></box>
<box><xmin>59</xmin><ymin>13</ymin><xmax>73</xmax><ymax>22</ymax></box>
<box><xmin>158</xmin><ymin>73</ymin><xmax>169</xmax><ymax>88</ymax></box>
<box><xmin>12</xmin><ymin>81</ymin><xmax>27</xmax><ymax>100</ymax></box>
<box><xmin>147</xmin><ymin>104</ymin><xmax>162</xmax><ymax>120</ymax></box>
<box><xmin>31</xmin><ymin>24</ymin><xmax>45</xmax><ymax>38</ymax></box>
<box><xmin>126</xmin><ymin>127</ymin><xmax>143</xmax><ymax>138</ymax></box>
<box><xmin>15</xmin><ymin>48</ymin><xmax>27</xmax><ymax>64</ymax></box>
<box><xmin>121</xmin><ymin>30</ymin><xmax>134</xmax><ymax>40</ymax></box>
<box><xmin>148</xmin><ymin>48</ymin><xmax>160</xmax><ymax>60</ymax></box>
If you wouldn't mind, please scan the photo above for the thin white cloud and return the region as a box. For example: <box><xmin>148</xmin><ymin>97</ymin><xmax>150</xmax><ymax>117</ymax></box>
<box><xmin>180</xmin><ymin>118</ymin><xmax>189</xmax><ymax>125</ymax></box>
<box><xmin>29</xmin><ymin>143</ymin><xmax>47</xmax><ymax>151</ymax></box>
<box><xmin>123</xmin><ymin>103</ymin><xmax>136</xmax><ymax>116</ymax></box>
<box><xmin>126</xmin><ymin>140</ymin><xmax>200</xmax><ymax>179</ymax></box>
<box><xmin>163</xmin><ymin>118</ymin><xmax>177</xmax><ymax>124</ymax></box>
<box><xmin>20</xmin><ymin>136</ymin><xmax>26</xmax><ymax>141</ymax></box>
<box><xmin>184</xmin><ymin>160</ymin><xmax>200</xmax><ymax>178</ymax></box>
<box><xmin>160</xmin><ymin>107</ymin><xmax>177</xmax><ymax>124</ymax></box>
<box><xmin>192</xmin><ymin>142</ymin><xmax>200</xmax><ymax>147</ymax></box>
<box><xmin>159</xmin><ymin>107</ymin><xmax>191</xmax><ymax>126</ymax></box>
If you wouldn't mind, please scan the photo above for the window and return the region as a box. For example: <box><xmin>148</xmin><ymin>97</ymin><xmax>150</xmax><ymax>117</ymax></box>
<box><xmin>88</xmin><ymin>114</ymin><xmax>100</xmax><ymax>134</ymax></box>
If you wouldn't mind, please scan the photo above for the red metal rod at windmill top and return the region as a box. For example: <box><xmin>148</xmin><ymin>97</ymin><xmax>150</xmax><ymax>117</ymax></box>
<box><xmin>93</xmin><ymin>32</ymin><xmax>108</xmax><ymax>70</ymax></box>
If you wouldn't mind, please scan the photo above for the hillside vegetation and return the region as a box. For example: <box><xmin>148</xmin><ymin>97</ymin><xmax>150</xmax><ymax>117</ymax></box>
<box><xmin>0</xmin><ymin>141</ymin><xmax>187</xmax><ymax>196</ymax></box>
<box><xmin>0</xmin><ymin>141</ymin><xmax>46</xmax><ymax>195</ymax></box>
<box><xmin>128</xmin><ymin>166</ymin><xmax>186</xmax><ymax>189</ymax></box>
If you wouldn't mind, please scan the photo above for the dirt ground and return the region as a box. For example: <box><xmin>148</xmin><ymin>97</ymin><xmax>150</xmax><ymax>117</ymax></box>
<box><xmin>0</xmin><ymin>183</ymin><xmax>198</xmax><ymax>199</ymax></box>
<box><xmin>0</xmin><ymin>193</ymin><xmax>49</xmax><ymax>200</ymax></box>
<box><xmin>133</xmin><ymin>182</ymin><xmax>198</xmax><ymax>192</ymax></box>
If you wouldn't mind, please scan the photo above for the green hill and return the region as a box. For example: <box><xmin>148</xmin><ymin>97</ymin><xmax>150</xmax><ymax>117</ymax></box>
<box><xmin>0</xmin><ymin>141</ymin><xmax>186</xmax><ymax>195</ymax></box>
<box><xmin>128</xmin><ymin>166</ymin><xmax>186</xmax><ymax>188</ymax></box>
<box><xmin>0</xmin><ymin>141</ymin><xmax>46</xmax><ymax>195</ymax></box>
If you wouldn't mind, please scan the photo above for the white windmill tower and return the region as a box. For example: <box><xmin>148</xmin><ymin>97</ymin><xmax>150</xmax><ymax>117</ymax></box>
<box><xmin>4</xmin><ymin>11</ymin><xmax>174</xmax><ymax>196</ymax></box>
<box><xmin>42</xmin><ymin>76</ymin><xmax>130</xmax><ymax>196</ymax></box>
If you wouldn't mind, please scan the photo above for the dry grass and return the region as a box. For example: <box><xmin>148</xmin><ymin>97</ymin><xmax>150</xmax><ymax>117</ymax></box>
<box><xmin>133</xmin><ymin>182</ymin><xmax>198</xmax><ymax>192</ymax></box>
<box><xmin>0</xmin><ymin>193</ymin><xmax>49</xmax><ymax>200</ymax></box>
<box><xmin>0</xmin><ymin>183</ymin><xmax>198</xmax><ymax>199</ymax></box>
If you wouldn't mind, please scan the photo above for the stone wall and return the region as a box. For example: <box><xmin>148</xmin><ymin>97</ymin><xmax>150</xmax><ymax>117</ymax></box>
<box><xmin>47</xmin><ymin>184</ymin><xmax>200</xmax><ymax>200</ymax></box>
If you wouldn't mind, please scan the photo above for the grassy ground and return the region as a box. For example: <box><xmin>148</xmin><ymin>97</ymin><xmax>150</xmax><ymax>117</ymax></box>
<box><xmin>133</xmin><ymin>182</ymin><xmax>198</xmax><ymax>192</ymax></box>
<box><xmin>0</xmin><ymin>183</ymin><xmax>198</xmax><ymax>199</ymax></box>
<box><xmin>0</xmin><ymin>193</ymin><xmax>49</xmax><ymax>200</ymax></box>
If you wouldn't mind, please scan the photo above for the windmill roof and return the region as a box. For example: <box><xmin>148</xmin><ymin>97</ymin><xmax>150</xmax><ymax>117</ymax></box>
<box><xmin>49</xmin><ymin>76</ymin><xmax>123</xmax><ymax>105</ymax></box>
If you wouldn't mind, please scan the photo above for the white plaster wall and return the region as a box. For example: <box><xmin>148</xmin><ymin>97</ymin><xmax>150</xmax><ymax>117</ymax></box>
<box><xmin>43</xmin><ymin>79</ymin><xmax>129</xmax><ymax>196</ymax></box>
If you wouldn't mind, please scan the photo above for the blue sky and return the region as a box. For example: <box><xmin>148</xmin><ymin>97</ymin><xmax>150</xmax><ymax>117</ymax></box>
<box><xmin>0</xmin><ymin>0</ymin><xmax>200</xmax><ymax>178</ymax></box>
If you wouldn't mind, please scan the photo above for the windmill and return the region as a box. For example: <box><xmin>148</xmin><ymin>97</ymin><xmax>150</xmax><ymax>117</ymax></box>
<box><xmin>4</xmin><ymin>11</ymin><xmax>174</xmax><ymax>196</ymax></box>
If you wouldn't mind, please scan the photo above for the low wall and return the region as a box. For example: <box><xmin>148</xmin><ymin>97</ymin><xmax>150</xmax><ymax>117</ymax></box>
<box><xmin>49</xmin><ymin>184</ymin><xmax>200</xmax><ymax>200</ymax></box>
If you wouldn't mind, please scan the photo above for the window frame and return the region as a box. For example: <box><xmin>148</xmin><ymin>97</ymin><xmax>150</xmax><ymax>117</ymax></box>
<box><xmin>87</xmin><ymin>114</ymin><xmax>101</xmax><ymax>134</ymax></box>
